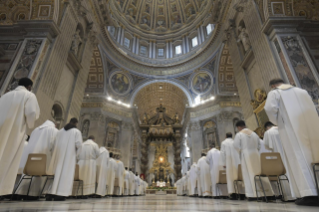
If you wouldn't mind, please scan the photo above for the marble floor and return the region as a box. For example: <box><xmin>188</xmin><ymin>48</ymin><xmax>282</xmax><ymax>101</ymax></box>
<box><xmin>0</xmin><ymin>195</ymin><xmax>318</xmax><ymax>212</ymax></box>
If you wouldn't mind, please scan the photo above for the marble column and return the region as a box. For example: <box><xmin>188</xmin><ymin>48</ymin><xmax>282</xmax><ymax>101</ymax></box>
<box><xmin>166</xmin><ymin>40</ymin><xmax>170</xmax><ymax>58</ymax></box>
<box><xmin>197</xmin><ymin>26</ymin><xmax>202</xmax><ymax>45</ymax></box>
<box><xmin>189</xmin><ymin>121</ymin><xmax>203</xmax><ymax>162</ymax></box>
<box><xmin>119</xmin><ymin>122</ymin><xmax>133</xmax><ymax>167</ymax></box>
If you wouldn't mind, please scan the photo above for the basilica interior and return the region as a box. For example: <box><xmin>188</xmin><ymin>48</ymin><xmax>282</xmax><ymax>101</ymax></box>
<box><xmin>0</xmin><ymin>0</ymin><xmax>319</xmax><ymax>211</ymax></box>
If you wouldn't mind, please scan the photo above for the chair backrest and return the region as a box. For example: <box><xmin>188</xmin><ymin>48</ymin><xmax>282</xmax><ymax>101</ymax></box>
<box><xmin>74</xmin><ymin>164</ymin><xmax>80</xmax><ymax>180</ymax></box>
<box><xmin>260</xmin><ymin>152</ymin><xmax>286</xmax><ymax>176</ymax></box>
<box><xmin>23</xmin><ymin>154</ymin><xmax>47</xmax><ymax>176</ymax></box>
<box><xmin>237</xmin><ymin>164</ymin><xmax>243</xmax><ymax>181</ymax></box>
<box><xmin>218</xmin><ymin>170</ymin><xmax>227</xmax><ymax>184</ymax></box>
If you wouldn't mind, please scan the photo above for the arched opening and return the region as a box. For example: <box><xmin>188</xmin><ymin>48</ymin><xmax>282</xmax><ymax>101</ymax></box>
<box><xmin>51</xmin><ymin>104</ymin><xmax>64</xmax><ymax>129</ymax></box>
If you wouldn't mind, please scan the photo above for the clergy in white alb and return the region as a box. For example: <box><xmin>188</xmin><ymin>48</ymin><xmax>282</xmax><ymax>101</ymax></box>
<box><xmin>47</xmin><ymin>118</ymin><xmax>82</xmax><ymax>201</ymax></box>
<box><xmin>129</xmin><ymin>169</ymin><xmax>136</xmax><ymax>196</ymax></box>
<box><xmin>264</xmin><ymin>79</ymin><xmax>319</xmax><ymax>206</ymax></box>
<box><xmin>75</xmin><ymin>136</ymin><xmax>99</xmax><ymax>196</ymax></box>
<box><xmin>106</xmin><ymin>152</ymin><xmax>117</xmax><ymax>195</ymax></box>
<box><xmin>189</xmin><ymin>162</ymin><xmax>198</xmax><ymax>196</ymax></box>
<box><xmin>197</xmin><ymin>154</ymin><xmax>212</xmax><ymax>197</ymax></box>
<box><xmin>15</xmin><ymin>120</ymin><xmax>58</xmax><ymax>198</ymax></box>
<box><xmin>220</xmin><ymin>133</ymin><xmax>245</xmax><ymax>199</ymax></box>
<box><xmin>114</xmin><ymin>157</ymin><xmax>125</xmax><ymax>196</ymax></box>
<box><xmin>263</xmin><ymin>122</ymin><xmax>296</xmax><ymax>201</ymax></box>
<box><xmin>176</xmin><ymin>179</ymin><xmax>182</xmax><ymax>196</ymax></box>
<box><xmin>124</xmin><ymin>167</ymin><xmax>130</xmax><ymax>196</ymax></box>
<box><xmin>206</xmin><ymin>146</ymin><xmax>228</xmax><ymax>197</ymax></box>
<box><xmin>0</xmin><ymin>78</ymin><xmax>40</xmax><ymax>196</ymax></box>
<box><xmin>181</xmin><ymin>174</ymin><xmax>187</xmax><ymax>195</ymax></box>
<box><xmin>233</xmin><ymin>120</ymin><xmax>274</xmax><ymax>199</ymax></box>
<box><xmin>96</xmin><ymin>147</ymin><xmax>109</xmax><ymax>197</ymax></box>
<box><xmin>135</xmin><ymin>173</ymin><xmax>141</xmax><ymax>195</ymax></box>
<box><xmin>186</xmin><ymin>171</ymin><xmax>190</xmax><ymax>196</ymax></box>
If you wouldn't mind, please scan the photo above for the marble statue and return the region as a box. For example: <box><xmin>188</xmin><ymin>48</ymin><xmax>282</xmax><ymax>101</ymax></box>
<box><xmin>71</xmin><ymin>29</ymin><xmax>83</xmax><ymax>55</ymax></box>
<box><xmin>238</xmin><ymin>26</ymin><xmax>251</xmax><ymax>52</ymax></box>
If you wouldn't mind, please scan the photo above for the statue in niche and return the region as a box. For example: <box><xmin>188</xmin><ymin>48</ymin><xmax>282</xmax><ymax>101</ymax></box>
<box><xmin>143</xmin><ymin>113</ymin><xmax>148</xmax><ymax>124</ymax></box>
<box><xmin>237</xmin><ymin>26</ymin><xmax>251</xmax><ymax>52</ymax></box>
<box><xmin>71</xmin><ymin>29</ymin><xmax>83</xmax><ymax>56</ymax></box>
<box><xmin>82</xmin><ymin>120</ymin><xmax>90</xmax><ymax>139</ymax></box>
<box><xmin>156</xmin><ymin>104</ymin><xmax>166</xmax><ymax>125</ymax></box>
<box><xmin>174</xmin><ymin>113</ymin><xmax>180</xmax><ymax>124</ymax></box>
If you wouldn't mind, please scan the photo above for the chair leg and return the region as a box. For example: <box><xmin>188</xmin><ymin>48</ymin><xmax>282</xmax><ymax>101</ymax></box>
<box><xmin>313</xmin><ymin>164</ymin><xmax>319</xmax><ymax>202</ymax></box>
<box><xmin>233</xmin><ymin>181</ymin><xmax>238</xmax><ymax>199</ymax></box>
<box><xmin>39</xmin><ymin>177</ymin><xmax>49</xmax><ymax>200</ymax></box>
<box><xmin>76</xmin><ymin>181</ymin><xmax>80</xmax><ymax>199</ymax></box>
<box><xmin>11</xmin><ymin>175</ymin><xmax>27</xmax><ymax>200</ymax></box>
<box><xmin>277</xmin><ymin>175</ymin><xmax>286</xmax><ymax>202</ymax></box>
<box><xmin>254</xmin><ymin>176</ymin><xmax>259</xmax><ymax>201</ymax></box>
<box><xmin>258</xmin><ymin>176</ymin><xmax>268</xmax><ymax>203</ymax></box>
<box><xmin>26</xmin><ymin>176</ymin><xmax>33</xmax><ymax>197</ymax></box>
<box><xmin>81</xmin><ymin>181</ymin><xmax>84</xmax><ymax>197</ymax></box>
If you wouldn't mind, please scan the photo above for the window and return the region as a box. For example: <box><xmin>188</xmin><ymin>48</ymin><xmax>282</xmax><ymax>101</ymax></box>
<box><xmin>158</xmin><ymin>49</ymin><xmax>164</xmax><ymax>56</ymax></box>
<box><xmin>206</xmin><ymin>24</ymin><xmax>214</xmax><ymax>35</ymax></box>
<box><xmin>175</xmin><ymin>45</ymin><xmax>182</xmax><ymax>55</ymax></box>
<box><xmin>140</xmin><ymin>46</ymin><xmax>147</xmax><ymax>56</ymax></box>
<box><xmin>124</xmin><ymin>38</ymin><xmax>130</xmax><ymax>48</ymax></box>
<box><xmin>192</xmin><ymin>37</ymin><xmax>198</xmax><ymax>47</ymax></box>
<box><xmin>108</xmin><ymin>26</ymin><xmax>115</xmax><ymax>36</ymax></box>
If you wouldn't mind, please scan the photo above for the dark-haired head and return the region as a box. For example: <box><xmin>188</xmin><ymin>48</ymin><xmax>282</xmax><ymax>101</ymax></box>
<box><xmin>109</xmin><ymin>152</ymin><xmax>113</xmax><ymax>158</ymax></box>
<box><xmin>125</xmin><ymin>167</ymin><xmax>128</xmax><ymax>170</ymax></box>
<box><xmin>269</xmin><ymin>78</ymin><xmax>284</xmax><ymax>89</ymax></box>
<box><xmin>264</xmin><ymin>121</ymin><xmax>274</xmax><ymax>130</ymax></box>
<box><xmin>226</xmin><ymin>132</ymin><xmax>232</xmax><ymax>138</ymax></box>
<box><xmin>201</xmin><ymin>153</ymin><xmax>206</xmax><ymax>157</ymax></box>
<box><xmin>88</xmin><ymin>135</ymin><xmax>95</xmax><ymax>140</ymax></box>
<box><xmin>236</xmin><ymin>120</ymin><xmax>246</xmax><ymax>131</ymax></box>
<box><xmin>18</xmin><ymin>78</ymin><xmax>33</xmax><ymax>91</ymax></box>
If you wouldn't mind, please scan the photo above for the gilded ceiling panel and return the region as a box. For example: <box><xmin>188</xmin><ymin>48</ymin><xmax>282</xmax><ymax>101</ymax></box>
<box><xmin>133</xmin><ymin>82</ymin><xmax>188</xmax><ymax>120</ymax></box>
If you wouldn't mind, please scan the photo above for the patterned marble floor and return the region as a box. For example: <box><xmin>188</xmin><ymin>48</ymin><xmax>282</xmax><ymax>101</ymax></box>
<box><xmin>0</xmin><ymin>195</ymin><xmax>318</xmax><ymax>212</ymax></box>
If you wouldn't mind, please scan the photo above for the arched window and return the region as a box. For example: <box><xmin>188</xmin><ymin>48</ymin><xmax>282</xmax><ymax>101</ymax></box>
<box><xmin>51</xmin><ymin>104</ymin><xmax>63</xmax><ymax>128</ymax></box>
<box><xmin>82</xmin><ymin>120</ymin><xmax>90</xmax><ymax>139</ymax></box>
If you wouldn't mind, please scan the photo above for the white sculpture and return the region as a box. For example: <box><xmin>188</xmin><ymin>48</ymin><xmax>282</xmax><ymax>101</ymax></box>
<box><xmin>71</xmin><ymin>29</ymin><xmax>83</xmax><ymax>55</ymax></box>
<box><xmin>238</xmin><ymin>26</ymin><xmax>251</xmax><ymax>52</ymax></box>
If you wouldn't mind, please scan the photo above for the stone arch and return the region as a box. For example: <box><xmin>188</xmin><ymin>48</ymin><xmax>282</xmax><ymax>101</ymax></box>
<box><xmin>51</xmin><ymin>103</ymin><xmax>64</xmax><ymax>128</ymax></box>
<box><xmin>130</xmin><ymin>79</ymin><xmax>193</xmax><ymax>105</ymax></box>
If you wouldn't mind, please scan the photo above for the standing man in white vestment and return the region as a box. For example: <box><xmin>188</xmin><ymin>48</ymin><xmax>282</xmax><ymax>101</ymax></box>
<box><xmin>220</xmin><ymin>132</ymin><xmax>245</xmax><ymax>200</ymax></box>
<box><xmin>96</xmin><ymin>147</ymin><xmax>109</xmax><ymax>197</ymax></box>
<box><xmin>234</xmin><ymin>120</ymin><xmax>274</xmax><ymax>201</ymax></box>
<box><xmin>206</xmin><ymin>146</ymin><xmax>228</xmax><ymax>198</ymax></box>
<box><xmin>264</xmin><ymin>78</ymin><xmax>319</xmax><ymax>206</ymax></box>
<box><xmin>124</xmin><ymin>167</ymin><xmax>130</xmax><ymax>196</ymax></box>
<box><xmin>76</xmin><ymin>136</ymin><xmax>100</xmax><ymax>198</ymax></box>
<box><xmin>15</xmin><ymin>120</ymin><xmax>58</xmax><ymax>200</ymax></box>
<box><xmin>263</xmin><ymin>121</ymin><xmax>295</xmax><ymax>201</ymax></box>
<box><xmin>47</xmin><ymin>118</ymin><xmax>82</xmax><ymax>201</ymax></box>
<box><xmin>129</xmin><ymin>168</ymin><xmax>135</xmax><ymax>196</ymax></box>
<box><xmin>114</xmin><ymin>156</ymin><xmax>125</xmax><ymax>196</ymax></box>
<box><xmin>106</xmin><ymin>152</ymin><xmax>117</xmax><ymax>196</ymax></box>
<box><xmin>135</xmin><ymin>172</ymin><xmax>141</xmax><ymax>195</ymax></box>
<box><xmin>0</xmin><ymin>78</ymin><xmax>40</xmax><ymax>198</ymax></box>
<box><xmin>189</xmin><ymin>163</ymin><xmax>198</xmax><ymax>196</ymax></box>
<box><xmin>197</xmin><ymin>153</ymin><xmax>212</xmax><ymax>197</ymax></box>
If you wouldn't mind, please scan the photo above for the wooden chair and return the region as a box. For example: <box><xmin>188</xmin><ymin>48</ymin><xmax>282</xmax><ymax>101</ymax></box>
<box><xmin>312</xmin><ymin>162</ymin><xmax>319</xmax><ymax>202</ymax></box>
<box><xmin>254</xmin><ymin>153</ymin><xmax>288</xmax><ymax>203</ymax></box>
<box><xmin>233</xmin><ymin>164</ymin><xmax>243</xmax><ymax>199</ymax></box>
<box><xmin>74</xmin><ymin>164</ymin><xmax>83</xmax><ymax>198</ymax></box>
<box><xmin>216</xmin><ymin>170</ymin><xmax>227</xmax><ymax>197</ymax></box>
<box><xmin>12</xmin><ymin>154</ymin><xmax>54</xmax><ymax>200</ymax></box>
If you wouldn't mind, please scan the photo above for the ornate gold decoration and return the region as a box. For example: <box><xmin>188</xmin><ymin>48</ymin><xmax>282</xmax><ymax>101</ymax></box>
<box><xmin>149</xmin><ymin>141</ymin><xmax>174</xmax><ymax>181</ymax></box>
<box><xmin>250</xmin><ymin>89</ymin><xmax>267</xmax><ymax>109</ymax></box>
<box><xmin>250</xmin><ymin>89</ymin><xmax>269</xmax><ymax>129</ymax></box>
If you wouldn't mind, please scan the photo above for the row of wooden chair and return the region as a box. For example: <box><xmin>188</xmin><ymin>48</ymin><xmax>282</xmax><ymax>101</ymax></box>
<box><xmin>12</xmin><ymin>154</ymin><xmax>83</xmax><ymax>200</ymax></box>
<box><xmin>217</xmin><ymin>153</ymin><xmax>319</xmax><ymax>202</ymax></box>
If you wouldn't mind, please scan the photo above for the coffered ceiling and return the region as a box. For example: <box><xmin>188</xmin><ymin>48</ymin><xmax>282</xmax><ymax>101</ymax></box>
<box><xmin>133</xmin><ymin>82</ymin><xmax>188</xmax><ymax>120</ymax></box>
